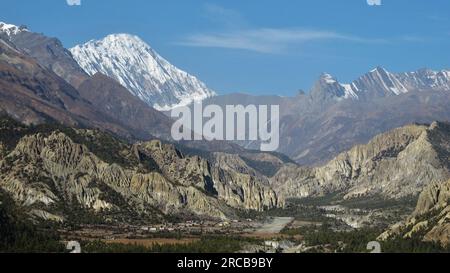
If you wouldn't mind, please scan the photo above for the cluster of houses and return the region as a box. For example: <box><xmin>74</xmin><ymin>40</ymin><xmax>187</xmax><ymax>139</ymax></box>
<box><xmin>138</xmin><ymin>219</ymin><xmax>252</xmax><ymax>234</ymax></box>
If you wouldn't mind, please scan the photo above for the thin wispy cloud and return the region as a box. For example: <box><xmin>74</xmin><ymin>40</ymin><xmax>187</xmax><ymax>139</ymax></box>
<box><xmin>177</xmin><ymin>4</ymin><xmax>388</xmax><ymax>54</ymax></box>
<box><xmin>179</xmin><ymin>27</ymin><xmax>387</xmax><ymax>54</ymax></box>
<box><xmin>176</xmin><ymin>4</ymin><xmax>434</xmax><ymax>54</ymax></box>
<box><xmin>66</xmin><ymin>0</ymin><xmax>81</xmax><ymax>6</ymax></box>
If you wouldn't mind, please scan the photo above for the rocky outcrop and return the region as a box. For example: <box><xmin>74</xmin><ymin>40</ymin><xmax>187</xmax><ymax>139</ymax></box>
<box><xmin>137</xmin><ymin>141</ymin><xmax>283</xmax><ymax>211</ymax></box>
<box><xmin>272</xmin><ymin>122</ymin><xmax>450</xmax><ymax>200</ymax></box>
<box><xmin>210</xmin><ymin>153</ymin><xmax>281</xmax><ymax>211</ymax></box>
<box><xmin>379</xmin><ymin>179</ymin><xmax>450</xmax><ymax>246</ymax></box>
<box><xmin>0</xmin><ymin>123</ymin><xmax>283</xmax><ymax>223</ymax></box>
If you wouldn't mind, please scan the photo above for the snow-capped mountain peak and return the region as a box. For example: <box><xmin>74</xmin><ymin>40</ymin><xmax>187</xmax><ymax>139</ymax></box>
<box><xmin>311</xmin><ymin>73</ymin><xmax>358</xmax><ymax>101</ymax></box>
<box><xmin>70</xmin><ymin>33</ymin><xmax>215</xmax><ymax>111</ymax></box>
<box><xmin>369</xmin><ymin>66</ymin><xmax>409</xmax><ymax>95</ymax></box>
<box><xmin>399</xmin><ymin>68</ymin><xmax>450</xmax><ymax>91</ymax></box>
<box><xmin>0</xmin><ymin>22</ymin><xmax>28</xmax><ymax>36</ymax></box>
<box><xmin>312</xmin><ymin>66</ymin><xmax>450</xmax><ymax>102</ymax></box>
<box><xmin>320</xmin><ymin>73</ymin><xmax>337</xmax><ymax>84</ymax></box>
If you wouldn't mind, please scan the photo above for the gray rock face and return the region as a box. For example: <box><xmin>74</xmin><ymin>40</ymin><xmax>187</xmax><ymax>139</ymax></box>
<box><xmin>379</xmin><ymin>179</ymin><xmax>450</xmax><ymax>246</ymax></box>
<box><xmin>137</xmin><ymin>140</ymin><xmax>283</xmax><ymax>212</ymax></box>
<box><xmin>272</xmin><ymin>122</ymin><xmax>450</xmax><ymax>200</ymax></box>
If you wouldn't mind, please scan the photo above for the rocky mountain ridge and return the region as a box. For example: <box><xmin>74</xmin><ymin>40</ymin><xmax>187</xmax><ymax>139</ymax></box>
<box><xmin>379</xmin><ymin>179</ymin><xmax>450</xmax><ymax>246</ymax></box>
<box><xmin>272</xmin><ymin>121</ymin><xmax>450</xmax><ymax>201</ymax></box>
<box><xmin>1</xmin><ymin>22</ymin><xmax>89</xmax><ymax>88</ymax></box>
<box><xmin>0</xmin><ymin>117</ymin><xmax>284</xmax><ymax>223</ymax></box>
<box><xmin>312</xmin><ymin>67</ymin><xmax>450</xmax><ymax>101</ymax></box>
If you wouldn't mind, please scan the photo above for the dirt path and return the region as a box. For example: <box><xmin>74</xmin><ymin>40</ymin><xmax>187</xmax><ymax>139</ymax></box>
<box><xmin>254</xmin><ymin>217</ymin><xmax>294</xmax><ymax>234</ymax></box>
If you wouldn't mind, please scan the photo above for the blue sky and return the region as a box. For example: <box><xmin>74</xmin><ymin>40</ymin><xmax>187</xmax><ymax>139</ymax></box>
<box><xmin>1</xmin><ymin>0</ymin><xmax>449</xmax><ymax>96</ymax></box>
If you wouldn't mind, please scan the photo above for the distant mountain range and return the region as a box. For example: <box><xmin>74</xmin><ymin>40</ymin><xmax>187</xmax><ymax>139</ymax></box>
<box><xmin>70</xmin><ymin>34</ymin><xmax>216</xmax><ymax>111</ymax></box>
<box><xmin>201</xmin><ymin>66</ymin><xmax>450</xmax><ymax>165</ymax></box>
<box><xmin>311</xmin><ymin>67</ymin><xmax>450</xmax><ymax>101</ymax></box>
